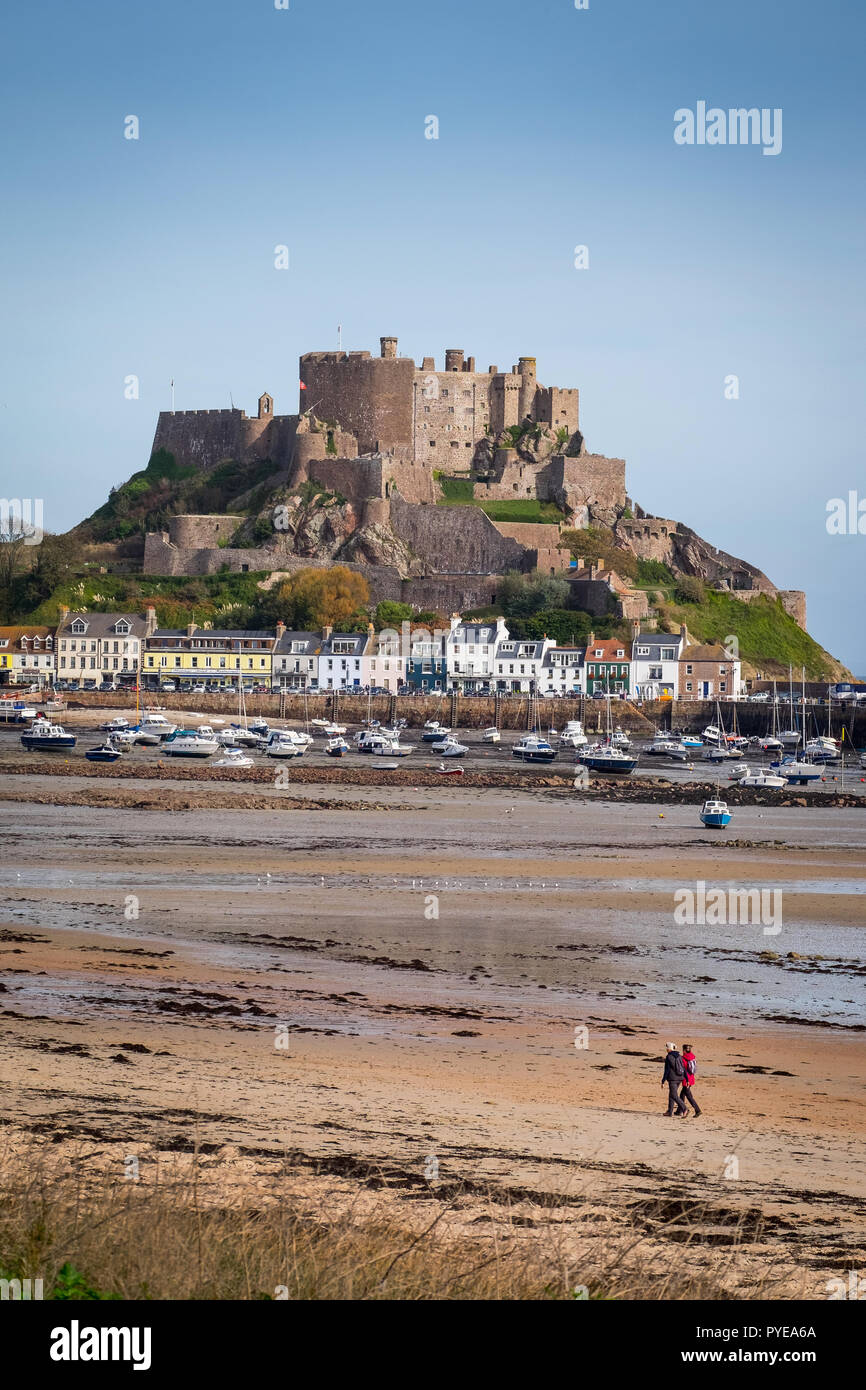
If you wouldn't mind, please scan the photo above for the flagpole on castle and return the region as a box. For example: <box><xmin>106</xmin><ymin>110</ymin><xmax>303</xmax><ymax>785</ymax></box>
<box><xmin>338</xmin><ymin>324</ymin><xmax>342</xmax><ymax>352</ymax></box>
<box><xmin>170</xmin><ymin>379</ymin><xmax>175</xmax><ymax>415</ymax></box>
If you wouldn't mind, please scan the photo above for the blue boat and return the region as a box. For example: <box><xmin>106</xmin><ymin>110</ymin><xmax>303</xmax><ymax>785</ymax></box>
<box><xmin>700</xmin><ymin>798</ymin><xmax>732</xmax><ymax>828</ymax></box>
<box><xmin>86</xmin><ymin>743</ymin><xmax>123</xmax><ymax>763</ymax></box>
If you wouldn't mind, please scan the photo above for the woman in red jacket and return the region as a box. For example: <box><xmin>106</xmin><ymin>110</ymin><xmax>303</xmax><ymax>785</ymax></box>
<box><xmin>679</xmin><ymin>1043</ymin><xmax>702</xmax><ymax>1116</ymax></box>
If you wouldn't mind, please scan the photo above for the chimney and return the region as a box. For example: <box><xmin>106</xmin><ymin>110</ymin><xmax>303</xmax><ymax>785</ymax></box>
<box><xmin>323</xmin><ymin>624</ymin><xmax>333</xmax><ymax>641</ymax></box>
<box><xmin>380</xmin><ymin>336</ymin><xmax>398</xmax><ymax>359</ymax></box>
<box><xmin>186</xmin><ymin>622</ymin><xmax>196</xmax><ymax>637</ymax></box>
<box><xmin>588</xmin><ymin>631</ymin><xmax>595</xmax><ymax>647</ymax></box>
<box><xmin>632</xmin><ymin>619</ymin><xmax>640</xmax><ymax>637</ymax></box>
<box><xmin>465</xmin><ymin>356</ymin><xmax>475</xmax><ymax>372</ymax></box>
<box><xmin>145</xmin><ymin>605</ymin><xmax>157</xmax><ymax>636</ymax></box>
<box><xmin>366</xmin><ymin>622</ymin><xmax>375</xmax><ymax>637</ymax></box>
<box><xmin>275</xmin><ymin>621</ymin><xmax>286</xmax><ymax>640</ymax></box>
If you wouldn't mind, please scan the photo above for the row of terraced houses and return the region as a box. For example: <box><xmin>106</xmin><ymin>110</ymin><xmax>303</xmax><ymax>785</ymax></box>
<box><xmin>0</xmin><ymin>608</ymin><xmax>745</xmax><ymax>700</ymax></box>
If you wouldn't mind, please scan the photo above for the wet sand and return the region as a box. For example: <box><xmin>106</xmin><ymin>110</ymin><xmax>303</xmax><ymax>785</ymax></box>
<box><xmin>1</xmin><ymin>777</ymin><xmax>864</xmax><ymax>1297</ymax></box>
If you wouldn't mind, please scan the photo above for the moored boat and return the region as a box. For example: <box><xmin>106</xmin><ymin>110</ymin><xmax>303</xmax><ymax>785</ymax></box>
<box><xmin>700</xmin><ymin>799</ymin><xmax>732</xmax><ymax>827</ymax></box>
<box><xmin>21</xmin><ymin>718</ymin><xmax>76</xmax><ymax>751</ymax></box>
<box><xmin>432</xmin><ymin>735</ymin><xmax>468</xmax><ymax>758</ymax></box>
<box><xmin>512</xmin><ymin>734</ymin><xmax>557</xmax><ymax>763</ymax></box>
<box><xmin>85</xmin><ymin>742</ymin><xmax>123</xmax><ymax>763</ymax></box>
<box><xmin>163</xmin><ymin>729</ymin><xmax>219</xmax><ymax>757</ymax></box>
<box><xmin>482</xmin><ymin>726</ymin><xmax>501</xmax><ymax>744</ymax></box>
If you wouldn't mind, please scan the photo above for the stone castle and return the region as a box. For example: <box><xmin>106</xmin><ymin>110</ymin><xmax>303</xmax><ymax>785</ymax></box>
<box><xmin>142</xmin><ymin>335</ymin><xmax>805</xmax><ymax>625</ymax></box>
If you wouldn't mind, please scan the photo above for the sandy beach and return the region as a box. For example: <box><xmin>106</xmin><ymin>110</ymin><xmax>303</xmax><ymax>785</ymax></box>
<box><xmin>1</xmin><ymin>769</ymin><xmax>864</xmax><ymax>1299</ymax></box>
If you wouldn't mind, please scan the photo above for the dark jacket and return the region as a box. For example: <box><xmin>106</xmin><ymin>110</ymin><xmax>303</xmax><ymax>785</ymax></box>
<box><xmin>662</xmin><ymin>1050</ymin><xmax>685</xmax><ymax>1084</ymax></box>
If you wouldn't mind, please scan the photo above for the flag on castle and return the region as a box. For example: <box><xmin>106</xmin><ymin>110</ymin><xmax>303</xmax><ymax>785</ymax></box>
<box><xmin>299</xmin><ymin>379</ymin><xmax>307</xmax><ymax>390</ymax></box>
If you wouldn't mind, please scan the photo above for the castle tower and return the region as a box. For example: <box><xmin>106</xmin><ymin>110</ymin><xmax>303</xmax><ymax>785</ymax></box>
<box><xmin>380</xmin><ymin>336</ymin><xmax>398</xmax><ymax>359</ymax></box>
<box><xmin>258</xmin><ymin>392</ymin><xmax>273</xmax><ymax>419</ymax></box>
<box><xmin>444</xmin><ymin>349</ymin><xmax>465</xmax><ymax>372</ymax></box>
<box><xmin>518</xmin><ymin>357</ymin><xmax>537</xmax><ymax>422</ymax></box>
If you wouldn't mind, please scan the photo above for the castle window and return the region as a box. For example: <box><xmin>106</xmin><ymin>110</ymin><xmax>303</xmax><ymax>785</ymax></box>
<box><xmin>429</xmin><ymin>440</ymin><xmax>436</xmax><ymax>447</ymax></box>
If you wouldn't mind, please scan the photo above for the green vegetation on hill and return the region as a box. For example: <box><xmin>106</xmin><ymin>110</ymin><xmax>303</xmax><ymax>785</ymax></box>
<box><xmin>437</xmin><ymin>478</ymin><xmax>562</xmax><ymax>524</ymax></box>
<box><xmin>657</xmin><ymin>590</ymin><xmax>840</xmax><ymax>679</ymax></box>
<box><xmin>82</xmin><ymin>450</ymin><xmax>282</xmax><ymax>544</ymax></box>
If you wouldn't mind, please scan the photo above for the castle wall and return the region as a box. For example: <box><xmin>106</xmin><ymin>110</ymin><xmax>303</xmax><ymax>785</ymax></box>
<box><xmin>389</xmin><ymin>495</ymin><xmax>530</xmax><ymax>574</ymax></box>
<box><xmin>171</xmin><ymin>515</ymin><xmax>244</xmax><ymax>548</ymax></box>
<box><xmin>150</xmin><ymin>409</ymin><xmax>300</xmax><ymax>472</ymax></box>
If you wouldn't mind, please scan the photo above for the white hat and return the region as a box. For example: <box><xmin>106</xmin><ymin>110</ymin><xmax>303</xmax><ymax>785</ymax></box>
<box><xmin>666</xmin><ymin>1042</ymin><xmax>676</xmax><ymax>1051</ymax></box>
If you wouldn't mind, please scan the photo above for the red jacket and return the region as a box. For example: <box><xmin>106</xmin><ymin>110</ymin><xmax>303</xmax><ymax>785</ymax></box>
<box><xmin>681</xmin><ymin>1050</ymin><xmax>697</xmax><ymax>1086</ymax></box>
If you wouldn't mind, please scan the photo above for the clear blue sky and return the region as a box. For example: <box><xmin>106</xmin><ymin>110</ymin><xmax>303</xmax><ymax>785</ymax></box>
<box><xmin>1</xmin><ymin>0</ymin><xmax>864</xmax><ymax>672</ymax></box>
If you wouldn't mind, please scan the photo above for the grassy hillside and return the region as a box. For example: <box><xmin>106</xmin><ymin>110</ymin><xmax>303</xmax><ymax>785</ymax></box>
<box><xmin>81</xmin><ymin>450</ymin><xmax>281</xmax><ymax>543</ymax></box>
<box><xmin>655</xmin><ymin>590</ymin><xmax>848</xmax><ymax>680</ymax></box>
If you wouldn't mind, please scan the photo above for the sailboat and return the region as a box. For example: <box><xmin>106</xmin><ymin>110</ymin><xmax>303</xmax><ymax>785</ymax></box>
<box><xmin>759</xmin><ymin>680</ymin><xmax>783</xmax><ymax>751</ymax></box>
<box><xmin>576</xmin><ymin>693</ymin><xmax>637</xmax><ymax>772</ymax></box>
<box><xmin>773</xmin><ymin>668</ymin><xmax>822</xmax><ymax>784</ymax></box>
<box><xmin>779</xmin><ymin>664</ymin><xmax>801</xmax><ymax>747</ymax></box>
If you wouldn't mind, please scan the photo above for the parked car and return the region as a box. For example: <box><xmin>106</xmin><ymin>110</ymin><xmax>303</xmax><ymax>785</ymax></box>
<box><xmin>190</xmin><ymin>684</ymin><xmax>206</xmax><ymax>693</ymax></box>
<box><xmin>160</xmin><ymin>682</ymin><xmax>176</xmax><ymax>692</ymax></box>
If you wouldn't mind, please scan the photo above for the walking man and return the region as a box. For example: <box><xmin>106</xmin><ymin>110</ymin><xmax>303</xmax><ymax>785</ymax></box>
<box><xmin>679</xmin><ymin>1042</ymin><xmax>702</xmax><ymax>1116</ymax></box>
<box><xmin>661</xmin><ymin>1042</ymin><xmax>687</xmax><ymax>1116</ymax></box>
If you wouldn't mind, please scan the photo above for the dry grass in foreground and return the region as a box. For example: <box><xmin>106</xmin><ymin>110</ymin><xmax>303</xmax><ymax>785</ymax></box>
<box><xmin>0</xmin><ymin>1146</ymin><xmax>786</xmax><ymax>1301</ymax></box>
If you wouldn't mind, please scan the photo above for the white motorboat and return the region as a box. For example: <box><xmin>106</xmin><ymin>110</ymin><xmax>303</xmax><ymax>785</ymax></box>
<box><xmin>610</xmin><ymin>726</ymin><xmax>631</xmax><ymax>750</ymax></box>
<box><xmin>512</xmin><ymin>734</ymin><xmax>557</xmax><ymax>763</ymax></box>
<box><xmin>21</xmin><ymin>719</ymin><xmax>76</xmax><ymax>751</ymax></box>
<box><xmin>212</xmin><ymin>746</ymin><xmax>255</xmax><ymax>769</ymax></box>
<box><xmin>432</xmin><ymin>735</ymin><xmax>468</xmax><ymax>758</ymax></box>
<box><xmin>371</xmin><ymin>735</ymin><xmax>413</xmax><ymax>757</ymax></box>
<box><xmin>647</xmin><ymin>733</ymin><xmax>689</xmax><ymax>758</ymax></box>
<box><xmin>325</xmin><ymin>736</ymin><xmax>349</xmax><ymax>757</ymax></box>
<box><xmin>759</xmin><ymin>735</ymin><xmax>784</xmax><ymax>752</ymax></box>
<box><xmin>100</xmin><ymin>716</ymin><xmax>130</xmax><ymax>732</ymax></box>
<box><xmin>776</xmin><ymin>758</ymin><xmax>823</xmax><ymax>785</ymax></box>
<box><xmin>138</xmin><ymin>713</ymin><xmax>176</xmax><ymax>740</ymax></box>
<box><xmin>482</xmin><ymin>726</ymin><xmax>501</xmax><ymax>743</ymax></box>
<box><xmin>575</xmin><ymin>742</ymin><xmax>638</xmax><ymax>773</ymax></box>
<box><xmin>701</xmin><ymin>722</ymin><xmax>725</xmax><ymax>746</ymax></box>
<box><xmin>726</xmin><ymin>763</ymin><xmax>750</xmax><ymax>781</ymax></box>
<box><xmin>703</xmin><ymin>744</ymin><xmax>736</xmax><ymax>762</ymax></box>
<box><xmin>559</xmin><ymin>720</ymin><xmax>587</xmax><ymax>748</ymax></box>
<box><xmin>322</xmin><ymin>722</ymin><xmax>347</xmax><ymax>737</ymax></box>
<box><xmin>265</xmin><ymin>732</ymin><xmax>305</xmax><ymax>758</ymax></box>
<box><xmin>737</xmin><ymin>768</ymin><xmax>787</xmax><ymax>788</ymax></box>
<box><xmin>163</xmin><ymin>729</ymin><xmax>218</xmax><ymax>757</ymax></box>
<box><xmin>248</xmin><ymin>718</ymin><xmax>269</xmax><ymax>736</ymax></box>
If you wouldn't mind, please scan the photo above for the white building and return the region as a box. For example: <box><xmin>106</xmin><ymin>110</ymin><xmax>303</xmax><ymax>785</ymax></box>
<box><xmin>271</xmin><ymin>627</ymin><xmax>320</xmax><ymax>689</ymax></box>
<box><xmin>494</xmin><ymin>636</ymin><xmax>553</xmax><ymax>693</ymax></box>
<box><xmin>316</xmin><ymin>626</ymin><xmax>368</xmax><ymax>690</ymax></box>
<box><xmin>446</xmin><ymin>615</ymin><xmax>509</xmax><ymax>692</ymax></box>
<box><xmin>540</xmin><ymin>645</ymin><xmax>585</xmax><ymax>696</ymax></box>
<box><xmin>630</xmin><ymin>628</ymin><xmax>685</xmax><ymax>701</ymax></box>
<box><xmin>364</xmin><ymin>626</ymin><xmax>407</xmax><ymax>693</ymax></box>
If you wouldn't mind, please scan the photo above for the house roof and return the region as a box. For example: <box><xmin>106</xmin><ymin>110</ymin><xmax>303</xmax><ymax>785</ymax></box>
<box><xmin>586</xmin><ymin>638</ymin><xmax>629</xmax><ymax>659</ymax></box>
<box><xmin>58</xmin><ymin>612</ymin><xmax>147</xmax><ymax>638</ymax></box>
<box><xmin>450</xmin><ymin>622</ymin><xmax>502</xmax><ymax>645</ymax></box>
<box><xmin>681</xmin><ymin>642</ymin><xmax>734</xmax><ymax>662</ymax></box>
<box><xmin>496</xmin><ymin>639</ymin><xmax>548</xmax><ymax>658</ymax></box>
<box><xmin>631</xmin><ymin>633</ymin><xmax>684</xmax><ymax>657</ymax></box>
<box><xmin>318</xmin><ymin>631</ymin><xmax>368</xmax><ymax>657</ymax></box>
<box><xmin>273</xmin><ymin>630</ymin><xmax>320</xmax><ymax>656</ymax></box>
<box><xmin>0</xmin><ymin>625</ymin><xmax>54</xmax><ymax>643</ymax></box>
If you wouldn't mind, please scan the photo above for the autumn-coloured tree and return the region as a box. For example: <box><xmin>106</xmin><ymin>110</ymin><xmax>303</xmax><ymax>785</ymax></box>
<box><xmin>276</xmin><ymin>566</ymin><xmax>370</xmax><ymax>630</ymax></box>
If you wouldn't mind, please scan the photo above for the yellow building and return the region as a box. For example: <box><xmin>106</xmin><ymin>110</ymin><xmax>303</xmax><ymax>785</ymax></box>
<box><xmin>144</xmin><ymin>625</ymin><xmax>277</xmax><ymax>689</ymax></box>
